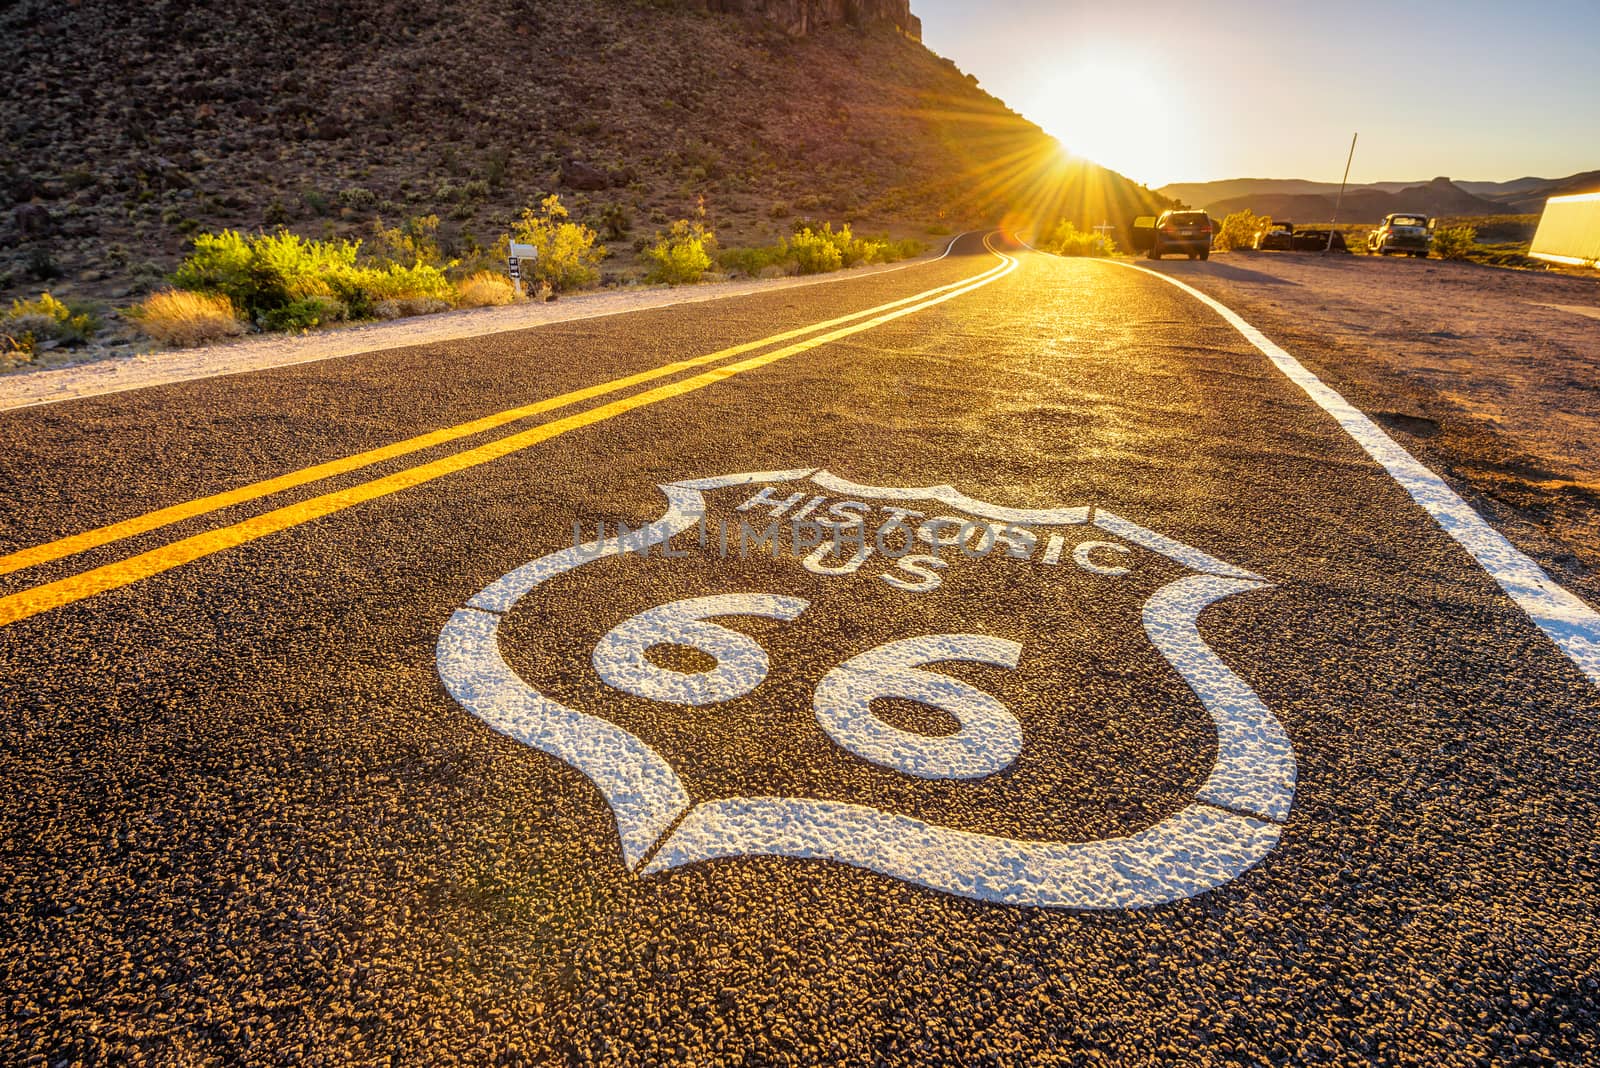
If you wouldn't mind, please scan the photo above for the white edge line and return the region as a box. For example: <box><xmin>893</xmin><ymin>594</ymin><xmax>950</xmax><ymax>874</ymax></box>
<box><xmin>1101</xmin><ymin>257</ymin><xmax>1600</xmax><ymax>688</ymax></box>
<box><xmin>0</xmin><ymin>232</ymin><xmax>976</xmax><ymax>413</ymax></box>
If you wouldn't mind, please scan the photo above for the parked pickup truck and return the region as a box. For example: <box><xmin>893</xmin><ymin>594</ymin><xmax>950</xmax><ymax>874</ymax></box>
<box><xmin>1367</xmin><ymin>213</ymin><xmax>1434</xmax><ymax>257</ymax></box>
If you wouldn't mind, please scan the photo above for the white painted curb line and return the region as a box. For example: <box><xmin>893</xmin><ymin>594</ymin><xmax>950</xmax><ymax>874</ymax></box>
<box><xmin>1101</xmin><ymin>257</ymin><xmax>1600</xmax><ymax>688</ymax></box>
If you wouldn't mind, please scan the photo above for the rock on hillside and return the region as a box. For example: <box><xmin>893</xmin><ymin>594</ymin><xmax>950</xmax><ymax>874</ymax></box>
<box><xmin>703</xmin><ymin>0</ymin><xmax>921</xmax><ymax>39</ymax></box>
<box><xmin>0</xmin><ymin>0</ymin><xmax>1162</xmax><ymax>303</ymax></box>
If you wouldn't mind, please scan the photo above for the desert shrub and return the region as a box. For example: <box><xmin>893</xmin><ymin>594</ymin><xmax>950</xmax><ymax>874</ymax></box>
<box><xmin>3</xmin><ymin>292</ymin><xmax>98</xmax><ymax>347</ymax></box>
<box><xmin>1216</xmin><ymin>210</ymin><xmax>1267</xmax><ymax>252</ymax></box>
<box><xmin>876</xmin><ymin>237</ymin><xmax>925</xmax><ymax>262</ymax></box>
<box><xmin>355</xmin><ymin>262</ymin><xmax>456</xmax><ymax>302</ymax></box>
<box><xmin>719</xmin><ymin>226</ymin><xmax>924</xmax><ymax>279</ymax></box>
<box><xmin>261</xmin><ymin>294</ymin><xmax>348</xmax><ymax>332</ymax></box>
<box><xmin>1044</xmin><ymin>221</ymin><xmax>1117</xmax><ymax>257</ymax></box>
<box><xmin>456</xmin><ymin>270</ymin><xmax>520</xmax><ymax>307</ymax></box>
<box><xmin>2</xmin><ymin>334</ymin><xmax>36</xmax><ymax>367</ymax></box>
<box><xmin>371</xmin><ymin>214</ymin><xmax>445</xmax><ymax>269</ymax></box>
<box><xmin>599</xmin><ymin>203</ymin><xmax>633</xmax><ymax>241</ymax></box>
<box><xmin>26</xmin><ymin>247</ymin><xmax>60</xmax><ymax>281</ymax></box>
<box><xmin>132</xmin><ymin>290</ymin><xmax>246</xmax><ymax>346</ymax></box>
<box><xmin>719</xmin><ymin>243</ymin><xmax>794</xmax><ymax>278</ymax></box>
<box><xmin>789</xmin><ymin>227</ymin><xmax>844</xmax><ymax>274</ymax></box>
<box><xmin>646</xmin><ymin>219</ymin><xmax>717</xmax><ymax>285</ymax></box>
<box><xmin>769</xmin><ymin>201</ymin><xmax>792</xmax><ymax>219</ymax></box>
<box><xmin>1432</xmin><ymin>225</ymin><xmax>1477</xmax><ymax>261</ymax></box>
<box><xmin>511</xmin><ymin>195</ymin><xmax>606</xmax><ymax>291</ymax></box>
<box><xmin>372</xmin><ymin>297</ymin><xmax>453</xmax><ymax>320</ymax></box>
<box><xmin>338</xmin><ymin>186</ymin><xmax>376</xmax><ymax>210</ymax></box>
<box><xmin>172</xmin><ymin>229</ymin><xmax>456</xmax><ymax>329</ymax></box>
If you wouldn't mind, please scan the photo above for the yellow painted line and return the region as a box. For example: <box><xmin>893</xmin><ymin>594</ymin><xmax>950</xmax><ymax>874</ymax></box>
<box><xmin>0</xmin><ymin>238</ymin><xmax>1017</xmax><ymax>627</ymax></box>
<box><xmin>0</xmin><ymin>248</ymin><xmax>1012</xmax><ymax>578</ymax></box>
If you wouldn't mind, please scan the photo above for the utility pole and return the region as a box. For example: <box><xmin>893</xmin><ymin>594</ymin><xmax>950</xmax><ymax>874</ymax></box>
<box><xmin>1326</xmin><ymin>132</ymin><xmax>1358</xmax><ymax>254</ymax></box>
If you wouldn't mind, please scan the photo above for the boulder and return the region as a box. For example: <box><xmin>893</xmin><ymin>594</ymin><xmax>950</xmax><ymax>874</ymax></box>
<box><xmin>560</xmin><ymin>159</ymin><xmax>610</xmax><ymax>191</ymax></box>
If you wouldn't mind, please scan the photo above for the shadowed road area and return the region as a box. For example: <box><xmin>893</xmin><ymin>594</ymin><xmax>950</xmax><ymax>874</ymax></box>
<box><xmin>3</xmin><ymin>233</ymin><xmax>1598</xmax><ymax>1065</ymax></box>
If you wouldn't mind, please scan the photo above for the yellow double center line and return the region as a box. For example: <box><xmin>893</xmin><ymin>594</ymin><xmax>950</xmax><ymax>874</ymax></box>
<box><xmin>0</xmin><ymin>234</ymin><xmax>1017</xmax><ymax>627</ymax></box>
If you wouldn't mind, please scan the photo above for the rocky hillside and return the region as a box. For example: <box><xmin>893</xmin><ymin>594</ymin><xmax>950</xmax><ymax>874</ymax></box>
<box><xmin>0</xmin><ymin>0</ymin><xmax>1164</xmax><ymax>306</ymax></box>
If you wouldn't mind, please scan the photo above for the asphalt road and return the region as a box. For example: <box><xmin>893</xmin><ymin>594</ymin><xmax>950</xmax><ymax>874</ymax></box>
<box><xmin>3</xmin><ymin>233</ymin><xmax>1598</xmax><ymax>1066</ymax></box>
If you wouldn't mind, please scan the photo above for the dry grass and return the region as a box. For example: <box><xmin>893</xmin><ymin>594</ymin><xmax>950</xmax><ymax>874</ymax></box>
<box><xmin>455</xmin><ymin>271</ymin><xmax>520</xmax><ymax>308</ymax></box>
<box><xmin>133</xmin><ymin>290</ymin><xmax>246</xmax><ymax>346</ymax></box>
<box><xmin>372</xmin><ymin>296</ymin><xmax>453</xmax><ymax>320</ymax></box>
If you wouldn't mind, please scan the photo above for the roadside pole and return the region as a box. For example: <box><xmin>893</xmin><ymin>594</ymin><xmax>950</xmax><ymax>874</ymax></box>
<box><xmin>1325</xmin><ymin>132</ymin><xmax>1358</xmax><ymax>254</ymax></box>
<box><xmin>1093</xmin><ymin>220</ymin><xmax>1114</xmax><ymax>254</ymax></box>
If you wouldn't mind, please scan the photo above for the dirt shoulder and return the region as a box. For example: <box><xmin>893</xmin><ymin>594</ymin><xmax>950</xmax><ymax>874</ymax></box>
<box><xmin>1145</xmin><ymin>250</ymin><xmax>1600</xmax><ymax>601</ymax></box>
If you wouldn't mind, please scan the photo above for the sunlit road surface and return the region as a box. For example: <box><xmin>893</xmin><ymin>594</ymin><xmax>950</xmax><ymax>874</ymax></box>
<box><xmin>3</xmin><ymin>233</ymin><xmax>1598</xmax><ymax>1065</ymax></box>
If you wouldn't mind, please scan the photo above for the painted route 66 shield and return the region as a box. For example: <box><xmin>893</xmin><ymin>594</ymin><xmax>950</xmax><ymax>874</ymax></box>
<box><xmin>436</xmin><ymin>468</ymin><xmax>1296</xmax><ymax>910</ymax></box>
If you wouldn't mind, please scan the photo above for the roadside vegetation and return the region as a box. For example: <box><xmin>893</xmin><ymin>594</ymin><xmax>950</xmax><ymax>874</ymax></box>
<box><xmin>129</xmin><ymin>291</ymin><xmax>246</xmax><ymax>347</ymax></box>
<box><xmin>1215</xmin><ymin>210</ymin><xmax>1268</xmax><ymax>252</ymax></box>
<box><xmin>510</xmin><ymin>195</ymin><xmax>606</xmax><ymax>293</ymax></box>
<box><xmin>1039</xmin><ymin>221</ymin><xmax>1117</xmax><ymax>257</ymax></box>
<box><xmin>1430</xmin><ymin>225</ymin><xmax>1478</xmax><ymax>261</ymax></box>
<box><xmin>646</xmin><ymin>217</ymin><xmax>718</xmax><ymax>285</ymax></box>
<box><xmin>717</xmin><ymin>222</ymin><xmax>921</xmax><ymax>280</ymax></box>
<box><xmin>2</xmin><ymin>292</ymin><xmax>100</xmax><ymax>367</ymax></box>
<box><xmin>116</xmin><ymin>194</ymin><xmax>931</xmax><ymax>347</ymax></box>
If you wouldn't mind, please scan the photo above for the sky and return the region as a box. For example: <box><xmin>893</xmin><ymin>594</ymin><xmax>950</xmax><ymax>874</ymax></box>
<box><xmin>915</xmin><ymin>0</ymin><xmax>1600</xmax><ymax>189</ymax></box>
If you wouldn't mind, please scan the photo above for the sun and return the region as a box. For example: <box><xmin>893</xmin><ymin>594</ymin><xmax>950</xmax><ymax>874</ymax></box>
<box><xmin>1032</xmin><ymin>63</ymin><xmax>1179</xmax><ymax>185</ymax></box>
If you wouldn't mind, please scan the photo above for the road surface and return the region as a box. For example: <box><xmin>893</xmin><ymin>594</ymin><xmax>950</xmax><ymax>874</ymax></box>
<box><xmin>3</xmin><ymin>233</ymin><xmax>1597</xmax><ymax>1065</ymax></box>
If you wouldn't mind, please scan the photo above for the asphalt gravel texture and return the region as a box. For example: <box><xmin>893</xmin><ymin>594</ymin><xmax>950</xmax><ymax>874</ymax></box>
<box><xmin>2</xmin><ymin>233</ymin><xmax>1598</xmax><ymax>1066</ymax></box>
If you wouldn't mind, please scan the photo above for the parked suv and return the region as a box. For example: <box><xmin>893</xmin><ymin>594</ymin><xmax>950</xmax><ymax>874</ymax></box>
<box><xmin>1147</xmin><ymin>210</ymin><xmax>1213</xmax><ymax>260</ymax></box>
<box><xmin>1367</xmin><ymin>213</ymin><xmax>1433</xmax><ymax>257</ymax></box>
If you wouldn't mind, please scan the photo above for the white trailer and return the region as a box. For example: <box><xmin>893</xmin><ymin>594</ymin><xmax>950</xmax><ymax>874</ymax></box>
<box><xmin>1529</xmin><ymin>191</ymin><xmax>1600</xmax><ymax>267</ymax></box>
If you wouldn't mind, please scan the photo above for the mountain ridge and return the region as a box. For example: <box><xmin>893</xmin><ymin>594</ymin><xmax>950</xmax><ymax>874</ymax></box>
<box><xmin>1160</xmin><ymin>170</ymin><xmax>1600</xmax><ymax>220</ymax></box>
<box><xmin>0</xmin><ymin>0</ymin><xmax>1165</xmax><ymax>305</ymax></box>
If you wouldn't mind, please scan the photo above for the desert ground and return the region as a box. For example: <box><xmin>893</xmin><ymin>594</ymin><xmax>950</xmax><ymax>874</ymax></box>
<box><xmin>1151</xmin><ymin>249</ymin><xmax>1600</xmax><ymax>605</ymax></box>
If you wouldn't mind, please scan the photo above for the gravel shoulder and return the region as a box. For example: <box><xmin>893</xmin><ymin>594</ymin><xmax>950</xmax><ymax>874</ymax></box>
<box><xmin>0</xmin><ymin>249</ymin><xmax>954</xmax><ymax>412</ymax></box>
<box><xmin>1149</xmin><ymin>251</ymin><xmax>1600</xmax><ymax>596</ymax></box>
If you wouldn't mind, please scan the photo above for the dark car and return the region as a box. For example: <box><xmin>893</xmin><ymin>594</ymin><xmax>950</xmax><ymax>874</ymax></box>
<box><xmin>1291</xmin><ymin>228</ymin><xmax>1349</xmax><ymax>252</ymax></box>
<box><xmin>1146</xmin><ymin>210</ymin><xmax>1213</xmax><ymax>260</ymax></box>
<box><xmin>1253</xmin><ymin>220</ymin><xmax>1295</xmax><ymax>251</ymax></box>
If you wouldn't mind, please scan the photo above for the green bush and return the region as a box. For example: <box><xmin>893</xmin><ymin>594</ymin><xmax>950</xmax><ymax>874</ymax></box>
<box><xmin>3</xmin><ymin>291</ymin><xmax>98</xmax><ymax>348</ymax></box>
<box><xmin>170</xmin><ymin>229</ymin><xmax>456</xmax><ymax>329</ymax></box>
<box><xmin>599</xmin><ymin>202</ymin><xmax>633</xmax><ymax>241</ymax></box>
<box><xmin>371</xmin><ymin>214</ymin><xmax>445</xmax><ymax>269</ymax></box>
<box><xmin>718</xmin><ymin>224</ymin><xmax>924</xmax><ymax>279</ymax></box>
<box><xmin>1216</xmin><ymin>210</ymin><xmax>1267</xmax><ymax>252</ymax></box>
<box><xmin>788</xmin><ymin>228</ymin><xmax>844</xmax><ymax>274</ymax></box>
<box><xmin>646</xmin><ymin>219</ymin><xmax>717</xmax><ymax>285</ymax></box>
<box><xmin>511</xmin><ymin>195</ymin><xmax>606</xmax><ymax>292</ymax></box>
<box><xmin>261</xmin><ymin>294</ymin><xmax>348</xmax><ymax>333</ymax></box>
<box><xmin>718</xmin><ymin>243</ymin><xmax>794</xmax><ymax>278</ymax></box>
<box><xmin>1044</xmin><ymin>221</ymin><xmax>1117</xmax><ymax>257</ymax></box>
<box><xmin>1432</xmin><ymin>225</ymin><xmax>1477</xmax><ymax>261</ymax></box>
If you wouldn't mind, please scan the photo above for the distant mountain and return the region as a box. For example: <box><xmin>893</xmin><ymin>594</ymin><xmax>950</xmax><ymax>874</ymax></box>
<box><xmin>1480</xmin><ymin>171</ymin><xmax>1600</xmax><ymax>212</ymax></box>
<box><xmin>1160</xmin><ymin>171</ymin><xmax>1600</xmax><ymax>221</ymax></box>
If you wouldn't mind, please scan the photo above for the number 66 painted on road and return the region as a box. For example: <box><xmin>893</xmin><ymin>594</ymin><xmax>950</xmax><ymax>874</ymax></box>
<box><xmin>591</xmin><ymin>593</ymin><xmax>1025</xmax><ymax>780</ymax></box>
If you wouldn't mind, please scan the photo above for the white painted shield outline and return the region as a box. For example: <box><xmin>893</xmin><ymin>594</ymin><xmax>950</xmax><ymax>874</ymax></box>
<box><xmin>436</xmin><ymin>469</ymin><xmax>1296</xmax><ymax>909</ymax></box>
